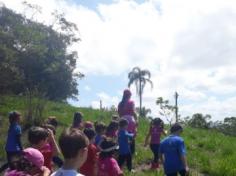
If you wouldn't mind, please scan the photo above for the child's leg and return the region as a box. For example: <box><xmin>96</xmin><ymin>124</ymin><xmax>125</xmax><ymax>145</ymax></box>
<box><xmin>126</xmin><ymin>154</ymin><xmax>132</xmax><ymax>171</ymax></box>
<box><xmin>130</xmin><ymin>139</ymin><xmax>135</xmax><ymax>155</ymax></box>
<box><xmin>150</xmin><ymin>144</ymin><xmax>159</xmax><ymax>163</ymax></box>
<box><xmin>166</xmin><ymin>173</ymin><xmax>178</xmax><ymax>176</ymax></box>
<box><xmin>178</xmin><ymin>170</ymin><xmax>186</xmax><ymax>176</ymax></box>
<box><xmin>118</xmin><ymin>155</ymin><xmax>126</xmax><ymax>168</ymax></box>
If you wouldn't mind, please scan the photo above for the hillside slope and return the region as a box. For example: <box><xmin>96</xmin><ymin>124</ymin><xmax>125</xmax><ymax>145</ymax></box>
<box><xmin>0</xmin><ymin>96</ymin><xmax>236</xmax><ymax>176</ymax></box>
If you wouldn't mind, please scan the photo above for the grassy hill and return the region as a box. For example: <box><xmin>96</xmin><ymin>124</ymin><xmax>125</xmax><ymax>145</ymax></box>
<box><xmin>1</xmin><ymin>95</ymin><xmax>236</xmax><ymax>175</ymax></box>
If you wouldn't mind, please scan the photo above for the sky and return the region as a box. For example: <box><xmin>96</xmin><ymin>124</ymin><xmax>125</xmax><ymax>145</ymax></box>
<box><xmin>2</xmin><ymin>0</ymin><xmax>236</xmax><ymax>122</ymax></box>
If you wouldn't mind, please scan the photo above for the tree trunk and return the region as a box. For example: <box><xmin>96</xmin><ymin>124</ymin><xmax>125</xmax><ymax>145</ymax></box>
<box><xmin>139</xmin><ymin>77</ymin><xmax>142</xmax><ymax>117</ymax></box>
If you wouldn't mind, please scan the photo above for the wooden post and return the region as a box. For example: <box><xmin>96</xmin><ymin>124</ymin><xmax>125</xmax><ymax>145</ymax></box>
<box><xmin>175</xmin><ymin>92</ymin><xmax>179</xmax><ymax>123</ymax></box>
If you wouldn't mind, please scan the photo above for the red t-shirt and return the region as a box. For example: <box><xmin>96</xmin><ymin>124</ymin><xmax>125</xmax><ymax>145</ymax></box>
<box><xmin>80</xmin><ymin>144</ymin><xmax>98</xmax><ymax>176</ymax></box>
<box><xmin>39</xmin><ymin>143</ymin><xmax>53</xmax><ymax>171</ymax></box>
<box><xmin>118</xmin><ymin>100</ymin><xmax>135</xmax><ymax>117</ymax></box>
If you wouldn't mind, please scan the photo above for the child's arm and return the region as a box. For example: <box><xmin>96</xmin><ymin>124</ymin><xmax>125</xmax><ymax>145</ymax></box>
<box><xmin>48</xmin><ymin>129</ymin><xmax>61</xmax><ymax>156</ymax></box>
<box><xmin>181</xmin><ymin>155</ymin><xmax>189</xmax><ymax>175</ymax></box>
<box><xmin>42</xmin><ymin>166</ymin><xmax>50</xmax><ymax>176</ymax></box>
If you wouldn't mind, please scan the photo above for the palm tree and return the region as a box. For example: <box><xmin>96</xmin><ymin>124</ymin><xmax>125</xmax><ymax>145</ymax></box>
<box><xmin>136</xmin><ymin>107</ymin><xmax>152</xmax><ymax>118</ymax></box>
<box><xmin>128</xmin><ymin>67</ymin><xmax>153</xmax><ymax>116</ymax></box>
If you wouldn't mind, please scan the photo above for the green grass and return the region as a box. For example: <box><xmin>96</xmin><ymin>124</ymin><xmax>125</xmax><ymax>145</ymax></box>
<box><xmin>1</xmin><ymin>95</ymin><xmax>236</xmax><ymax>175</ymax></box>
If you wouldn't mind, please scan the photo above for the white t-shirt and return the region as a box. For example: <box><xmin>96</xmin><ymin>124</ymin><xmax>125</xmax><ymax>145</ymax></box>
<box><xmin>51</xmin><ymin>168</ymin><xmax>84</xmax><ymax>176</ymax></box>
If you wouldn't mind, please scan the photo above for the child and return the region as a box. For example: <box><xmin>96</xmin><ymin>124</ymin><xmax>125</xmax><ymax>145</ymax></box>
<box><xmin>80</xmin><ymin>128</ymin><xmax>98</xmax><ymax>176</ymax></box>
<box><xmin>106</xmin><ymin>120</ymin><xmax>119</xmax><ymax>140</ymax></box>
<box><xmin>98</xmin><ymin>138</ymin><xmax>123</xmax><ymax>176</ymax></box>
<box><xmin>160</xmin><ymin>123</ymin><xmax>189</xmax><ymax>176</ymax></box>
<box><xmin>144</xmin><ymin>118</ymin><xmax>166</xmax><ymax>169</ymax></box>
<box><xmin>94</xmin><ymin>122</ymin><xmax>106</xmax><ymax>147</ymax></box>
<box><xmin>72</xmin><ymin>112</ymin><xmax>84</xmax><ymax>130</ymax></box>
<box><xmin>46</xmin><ymin>116</ymin><xmax>58</xmax><ymax>128</ymax></box>
<box><xmin>84</xmin><ymin>121</ymin><xmax>94</xmax><ymax>129</ymax></box>
<box><xmin>112</xmin><ymin>115</ymin><xmax>119</xmax><ymax>121</ymax></box>
<box><xmin>4</xmin><ymin>147</ymin><xmax>50</xmax><ymax>176</ymax></box>
<box><xmin>42</xmin><ymin>124</ymin><xmax>63</xmax><ymax>168</ymax></box>
<box><xmin>118</xmin><ymin>118</ymin><xmax>134</xmax><ymax>172</ymax></box>
<box><xmin>51</xmin><ymin>128</ymin><xmax>89</xmax><ymax>176</ymax></box>
<box><xmin>1</xmin><ymin>111</ymin><xmax>23</xmax><ymax>172</ymax></box>
<box><xmin>28</xmin><ymin>126</ymin><xmax>60</xmax><ymax>171</ymax></box>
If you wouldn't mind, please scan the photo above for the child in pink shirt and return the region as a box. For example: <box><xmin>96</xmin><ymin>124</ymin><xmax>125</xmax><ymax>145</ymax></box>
<box><xmin>98</xmin><ymin>139</ymin><xmax>123</xmax><ymax>176</ymax></box>
<box><xmin>144</xmin><ymin>118</ymin><xmax>166</xmax><ymax>169</ymax></box>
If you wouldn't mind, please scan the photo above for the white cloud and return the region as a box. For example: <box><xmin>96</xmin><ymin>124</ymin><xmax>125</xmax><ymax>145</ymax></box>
<box><xmin>84</xmin><ymin>85</ymin><xmax>91</xmax><ymax>91</ymax></box>
<box><xmin>3</xmin><ymin>0</ymin><xmax>236</xmax><ymax>121</ymax></box>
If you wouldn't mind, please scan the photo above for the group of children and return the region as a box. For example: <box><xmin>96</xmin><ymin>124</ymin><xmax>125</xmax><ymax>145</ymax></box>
<box><xmin>1</xmin><ymin>110</ymin><xmax>188</xmax><ymax>176</ymax></box>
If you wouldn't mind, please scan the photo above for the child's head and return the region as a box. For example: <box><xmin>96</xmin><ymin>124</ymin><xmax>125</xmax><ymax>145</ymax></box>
<box><xmin>83</xmin><ymin>128</ymin><xmax>96</xmax><ymax>144</ymax></box>
<box><xmin>46</xmin><ymin>116</ymin><xmax>58</xmax><ymax>128</ymax></box>
<box><xmin>170</xmin><ymin>123</ymin><xmax>183</xmax><ymax>135</ymax></box>
<box><xmin>95</xmin><ymin>122</ymin><xmax>106</xmax><ymax>135</ymax></box>
<box><xmin>112</xmin><ymin>115</ymin><xmax>119</xmax><ymax>121</ymax></box>
<box><xmin>84</xmin><ymin>121</ymin><xmax>93</xmax><ymax>129</ymax></box>
<box><xmin>8</xmin><ymin>148</ymin><xmax>44</xmax><ymax>175</ymax></box>
<box><xmin>99</xmin><ymin>138</ymin><xmax>118</xmax><ymax>159</ymax></box>
<box><xmin>72</xmin><ymin>112</ymin><xmax>83</xmax><ymax>128</ymax></box>
<box><xmin>8</xmin><ymin>111</ymin><xmax>21</xmax><ymax>124</ymax></box>
<box><xmin>42</xmin><ymin>124</ymin><xmax>56</xmax><ymax>135</ymax></box>
<box><xmin>59</xmin><ymin>128</ymin><xmax>89</xmax><ymax>168</ymax></box>
<box><xmin>152</xmin><ymin>118</ymin><xmax>164</xmax><ymax>128</ymax></box>
<box><xmin>119</xmin><ymin>118</ymin><xmax>128</xmax><ymax>129</ymax></box>
<box><xmin>28</xmin><ymin>127</ymin><xmax>49</xmax><ymax>148</ymax></box>
<box><xmin>106</xmin><ymin>120</ymin><xmax>119</xmax><ymax>133</ymax></box>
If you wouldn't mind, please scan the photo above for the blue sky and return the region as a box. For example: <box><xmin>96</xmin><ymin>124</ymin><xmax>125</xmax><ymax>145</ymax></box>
<box><xmin>3</xmin><ymin>0</ymin><xmax>236</xmax><ymax>121</ymax></box>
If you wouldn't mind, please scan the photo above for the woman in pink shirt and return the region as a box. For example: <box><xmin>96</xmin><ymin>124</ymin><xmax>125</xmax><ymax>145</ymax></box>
<box><xmin>98</xmin><ymin>139</ymin><xmax>123</xmax><ymax>176</ymax></box>
<box><xmin>144</xmin><ymin>118</ymin><xmax>166</xmax><ymax>169</ymax></box>
<box><xmin>118</xmin><ymin>89</ymin><xmax>138</xmax><ymax>155</ymax></box>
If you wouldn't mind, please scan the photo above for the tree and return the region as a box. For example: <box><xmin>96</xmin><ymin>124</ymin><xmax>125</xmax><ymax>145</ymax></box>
<box><xmin>128</xmin><ymin>67</ymin><xmax>153</xmax><ymax>116</ymax></box>
<box><xmin>188</xmin><ymin>113</ymin><xmax>211</xmax><ymax>129</ymax></box>
<box><xmin>0</xmin><ymin>4</ymin><xmax>83</xmax><ymax>123</ymax></box>
<box><xmin>156</xmin><ymin>97</ymin><xmax>175</xmax><ymax>126</ymax></box>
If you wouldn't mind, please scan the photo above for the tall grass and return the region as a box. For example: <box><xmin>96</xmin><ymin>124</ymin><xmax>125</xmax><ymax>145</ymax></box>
<box><xmin>1</xmin><ymin>96</ymin><xmax>236</xmax><ymax>175</ymax></box>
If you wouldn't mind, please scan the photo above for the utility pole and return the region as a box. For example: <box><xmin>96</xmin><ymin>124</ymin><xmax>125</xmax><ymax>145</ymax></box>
<box><xmin>174</xmin><ymin>92</ymin><xmax>179</xmax><ymax>122</ymax></box>
<box><xmin>100</xmin><ymin>100</ymin><xmax>102</xmax><ymax>110</ymax></box>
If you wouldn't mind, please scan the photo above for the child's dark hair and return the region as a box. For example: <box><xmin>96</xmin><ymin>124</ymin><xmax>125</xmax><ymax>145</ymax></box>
<box><xmin>119</xmin><ymin>118</ymin><xmax>128</xmax><ymax>128</ymax></box>
<box><xmin>83</xmin><ymin>128</ymin><xmax>96</xmax><ymax>140</ymax></box>
<box><xmin>28</xmin><ymin>127</ymin><xmax>49</xmax><ymax>145</ymax></box>
<box><xmin>99</xmin><ymin>138</ymin><xmax>117</xmax><ymax>159</ymax></box>
<box><xmin>72</xmin><ymin>112</ymin><xmax>83</xmax><ymax>128</ymax></box>
<box><xmin>95</xmin><ymin>122</ymin><xmax>106</xmax><ymax>134</ymax></box>
<box><xmin>106</xmin><ymin>120</ymin><xmax>119</xmax><ymax>133</ymax></box>
<box><xmin>112</xmin><ymin>115</ymin><xmax>119</xmax><ymax>121</ymax></box>
<box><xmin>46</xmin><ymin>116</ymin><xmax>58</xmax><ymax>128</ymax></box>
<box><xmin>42</xmin><ymin>124</ymin><xmax>56</xmax><ymax>135</ymax></box>
<box><xmin>59</xmin><ymin>128</ymin><xmax>89</xmax><ymax>159</ymax></box>
<box><xmin>9</xmin><ymin>111</ymin><xmax>21</xmax><ymax>124</ymax></box>
<box><xmin>152</xmin><ymin>118</ymin><xmax>164</xmax><ymax>128</ymax></box>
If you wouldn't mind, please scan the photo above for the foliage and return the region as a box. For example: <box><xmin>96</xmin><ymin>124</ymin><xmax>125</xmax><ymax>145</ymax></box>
<box><xmin>0</xmin><ymin>5</ymin><xmax>83</xmax><ymax>101</ymax></box>
<box><xmin>128</xmin><ymin>67</ymin><xmax>153</xmax><ymax>116</ymax></box>
<box><xmin>156</xmin><ymin>97</ymin><xmax>175</xmax><ymax>126</ymax></box>
<box><xmin>1</xmin><ymin>96</ymin><xmax>236</xmax><ymax>175</ymax></box>
<box><xmin>187</xmin><ymin>113</ymin><xmax>212</xmax><ymax>129</ymax></box>
<box><xmin>136</xmin><ymin>107</ymin><xmax>151</xmax><ymax>118</ymax></box>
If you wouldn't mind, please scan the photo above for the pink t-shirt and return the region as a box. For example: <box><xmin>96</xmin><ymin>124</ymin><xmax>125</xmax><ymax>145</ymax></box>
<box><xmin>118</xmin><ymin>100</ymin><xmax>135</xmax><ymax>117</ymax></box>
<box><xmin>150</xmin><ymin>126</ymin><xmax>163</xmax><ymax>144</ymax></box>
<box><xmin>4</xmin><ymin>170</ymin><xmax>30</xmax><ymax>176</ymax></box>
<box><xmin>122</xmin><ymin>115</ymin><xmax>137</xmax><ymax>135</ymax></box>
<box><xmin>98</xmin><ymin>157</ymin><xmax>123</xmax><ymax>176</ymax></box>
<box><xmin>39</xmin><ymin>143</ymin><xmax>53</xmax><ymax>171</ymax></box>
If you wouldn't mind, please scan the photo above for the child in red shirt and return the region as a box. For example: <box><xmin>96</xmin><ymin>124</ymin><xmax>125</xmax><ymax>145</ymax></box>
<box><xmin>80</xmin><ymin>128</ymin><xmax>98</xmax><ymax>176</ymax></box>
<box><xmin>28</xmin><ymin>127</ymin><xmax>60</xmax><ymax>171</ymax></box>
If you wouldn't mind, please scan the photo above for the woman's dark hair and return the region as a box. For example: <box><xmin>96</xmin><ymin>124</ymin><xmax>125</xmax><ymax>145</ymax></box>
<box><xmin>106</xmin><ymin>121</ymin><xmax>119</xmax><ymax>133</ymax></box>
<box><xmin>119</xmin><ymin>89</ymin><xmax>131</xmax><ymax>109</ymax></box>
<box><xmin>72</xmin><ymin>112</ymin><xmax>83</xmax><ymax>128</ymax></box>
<box><xmin>9</xmin><ymin>111</ymin><xmax>21</xmax><ymax>124</ymax></box>
<box><xmin>83</xmin><ymin>128</ymin><xmax>96</xmax><ymax>140</ymax></box>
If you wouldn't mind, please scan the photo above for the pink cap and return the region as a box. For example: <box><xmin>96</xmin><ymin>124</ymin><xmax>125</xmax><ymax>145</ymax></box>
<box><xmin>23</xmin><ymin>148</ymin><xmax>44</xmax><ymax>170</ymax></box>
<box><xmin>84</xmin><ymin>121</ymin><xmax>93</xmax><ymax>128</ymax></box>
